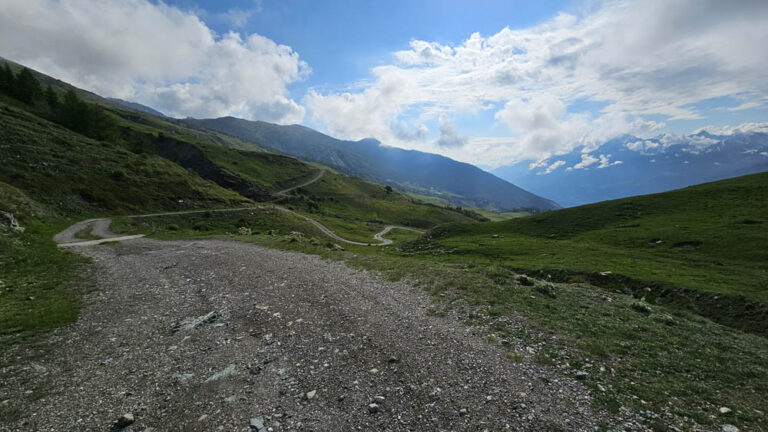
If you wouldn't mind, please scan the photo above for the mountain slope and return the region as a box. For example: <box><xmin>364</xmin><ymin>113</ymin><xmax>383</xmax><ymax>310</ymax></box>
<box><xmin>0</xmin><ymin>101</ymin><xmax>248</xmax><ymax>215</ymax></box>
<box><xmin>183</xmin><ymin>117</ymin><xmax>560</xmax><ymax>212</ymax></box>
<box><xmin>430</xmin><ymin>172</ymin><xmax>768</xmax><ymax>333</ymax></box>
<box><xmin>493</xmin><ymin>132</ymin><xmax>768</xmax><ymax>207</ymax></box>
<box><xmin>107</xmin><ymin>97</ymin><xmax>167</xmax><ymax>117</ymax></box>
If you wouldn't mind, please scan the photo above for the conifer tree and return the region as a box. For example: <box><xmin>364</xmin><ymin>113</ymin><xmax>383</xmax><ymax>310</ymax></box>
<box><xmin>0</xmin><ymin>63</ymin><xmax>14</xmax><ymax>94</ymax></box>
<box><xmin>15</xmin><ymin>68</ymin><xmax>41</xmax><ymax>104</ymax></box>
<box><xmin>45</xmin><ymin>85</ymin><xmax>59</xmax><ymax>109</ymax></box>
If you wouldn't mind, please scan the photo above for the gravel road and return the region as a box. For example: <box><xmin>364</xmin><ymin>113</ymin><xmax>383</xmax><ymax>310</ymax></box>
<box><xmin>273</xmin><ymin>170</ymin><xmax>325</xmax><ymax>197</ymax></box>
<box><xmin>0</xmin><ymin>224</ymin><xmax>629</xmax><ymax>431</ymax></box>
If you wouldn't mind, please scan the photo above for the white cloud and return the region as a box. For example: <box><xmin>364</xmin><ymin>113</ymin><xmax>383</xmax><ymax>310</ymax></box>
<box><xmin>597</xmin><ymin>154</ymin><xmax>622</xmax><ymax>168</ymax></box>
<box><xmin>435</xmin><ymin>115</ymin><xmax>468</xmax><ymax>148</ymax></box>
<box><xmin>529</xmin><ymin>159</ymin><xmax>549</xmax><ymax>170</ymax></box>
<box><xmin>571</xmin><ymin>153</ymin><xmax>599</xmax><ymax>170</ymax></box>
<box><xmin>538</xmin><ymin>160</ymin><xmax>566</xmax><ymax>175</ymax></box>
<box><xmin>660</xmin><ymin>133</ymin><xmax>720</xmax><ymax>151</ymax></box>
<box><xmin>695</xmin><ymin>122</ymin><xmax>768</xmax><ymax>136</ymax></box>
<box><xmin>219</xmin><ymin>8</ymin><xmax>254</xmax><ymax>29</ymax></box>
<box><xmin>495</xmin><ymin>94</ymin><xmax>588</xmax><ymax>158</ymax></box>
<box><xmin>305</xmin><ymin>0</ymin><xmax>768</xmax><ymax>165</ymax></box>
<box><xmin>626</xmin><ymin>139</ymin><xmax>660</xmax><ymax>152</ymax></box>
<box><xmin>303</xmin><ymin>70</ymin><xmax>409</xmax><ymax>141</ymax></box>
<box><xmin>0</xmin><ymin>0</ymin><xmax>307</xmax><ymax>123</ymax></box>
<box><xmin>728</xmin><ymin>101</ymin><xmax>763</xmax><ymax>111</ymax></box>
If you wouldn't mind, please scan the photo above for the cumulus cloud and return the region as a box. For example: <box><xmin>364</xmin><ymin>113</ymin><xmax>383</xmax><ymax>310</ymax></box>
<box><xmin>305</xmin><ymin>0</ymin><xmax>768</xmax><ymax>165</ymax></box>
<box><xmin>0</xmin><ymin>0</ymin><xmax>308</xmax><ymax>123</ymax></box>
<box><xmin>495</xmin><ymin>94</ymin><xmax>587</xmax><ymax>157</ymax></box>
<box><xmin>303</xmin><ymin>70</ymin><xmax>409</xmax><ymax>140</ymax></box>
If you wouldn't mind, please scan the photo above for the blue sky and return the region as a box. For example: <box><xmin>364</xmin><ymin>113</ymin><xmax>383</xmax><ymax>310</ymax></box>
<box><xmin>171</xmin><ymin>0</ymin><xmax>574</xmax><ymax>94</ymax></box>
<box><xmin>1</xmin><ymin>0</ymin><xmax>767</xmax><ymax>168</ymax></box>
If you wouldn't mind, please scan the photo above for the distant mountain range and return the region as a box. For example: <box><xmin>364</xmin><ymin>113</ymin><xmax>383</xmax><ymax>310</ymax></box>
<box><xmin>108</xmin><ymin>97</ymin><xmax>167</xmax><ymax>117</ymax></box>
<box><xmin>183</xmin><ymin>117</ymin><xmax>561</xmax><ymax>212</ymax></box>
<box><xmin>492</xmin><ymin>130</ymin><xmax>768</xmax><ymax>207</ymax></box>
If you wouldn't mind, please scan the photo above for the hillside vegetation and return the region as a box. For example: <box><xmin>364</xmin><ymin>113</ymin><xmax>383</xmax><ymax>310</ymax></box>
<box><xmin>0</xmin><ymin>102</ymin><xmax>248</xmax><ymax>215</ymax></box>
<box><xmin>273</xmin><ymin>171</ymin><xmax>477</xmax><ymax>241</ymax></box>
<box><xmin>435</xmin><ymin>174</ymin><xmax>767</xmax><ymax>293</ymax></box>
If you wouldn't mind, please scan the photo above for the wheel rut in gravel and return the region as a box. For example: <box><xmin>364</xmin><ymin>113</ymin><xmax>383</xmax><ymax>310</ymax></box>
<box><xmin>0</xmin><ymin>222</ymin><xmax>617</xmax><ymax>431</ymax></box>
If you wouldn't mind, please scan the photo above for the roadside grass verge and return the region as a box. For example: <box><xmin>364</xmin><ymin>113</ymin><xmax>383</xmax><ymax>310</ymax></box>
<box><xmin>112</xmin><ymin>207</ymin><xmax>329</xmax><ymax>243</ymax></box>
<box><xmin>0</xmin><ymin>219</ymin><xmax>88</xmax><ymax>351</ymax></box>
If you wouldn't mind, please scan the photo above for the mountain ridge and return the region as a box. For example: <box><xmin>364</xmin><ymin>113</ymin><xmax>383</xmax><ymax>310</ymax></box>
<box><xmin>183</xmin><ymin>116</ymin><xmax>561</xmax><ymax>212</ymax></box>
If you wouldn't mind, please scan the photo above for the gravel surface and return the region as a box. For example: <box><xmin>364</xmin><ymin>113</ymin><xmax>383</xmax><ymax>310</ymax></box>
<box><xmin>0</xmin><ymin>222</ymin><xmax>633</xmax><ymax>431</ymax></box>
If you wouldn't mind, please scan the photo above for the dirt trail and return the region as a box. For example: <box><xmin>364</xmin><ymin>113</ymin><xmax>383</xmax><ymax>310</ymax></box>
<box><xmin>273</xmin><ymin>169</ymin><xmax>325</xmax><ymax>197</ymax></box>
<box><xmin>273</xmin><ymin>206</ymin><xmax>423</xmax><ymax>246</ymax></box>
<box><xmin>55</xmin><ymin>218</ymin><xmax>146</xmax><ymax>247</ymax></box>
<box><xmin>57</xmin><ymin>201</ymin><xmax>423</xmax><ymax>249</ymax></box>
<box><xmin>0</xmin><ymin>222</ymin><xmax>626</xmax><ymax>431</ymax></box>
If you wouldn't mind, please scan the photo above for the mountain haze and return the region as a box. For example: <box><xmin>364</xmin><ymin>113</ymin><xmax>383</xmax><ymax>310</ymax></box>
<box><xmin>493</xmin><ymin>132</ymin><xmax>768</xmax><ymax>207</ymax></box>
<box><xmin>183</xmin><ymin>117</ymin><xmax>560</xmax><ymax>212</ymax></box>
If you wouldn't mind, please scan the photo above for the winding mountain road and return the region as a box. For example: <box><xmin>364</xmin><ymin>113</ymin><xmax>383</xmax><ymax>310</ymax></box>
<box><xmin>273</xmin><ymin>169</ymin><xmax>325</xmax><ymax>197</ymax></box>
<box><xmin>56</xmin><ymin>167</ymin><xmax>422</xmax><ymax>248</ymax></box>
<box><xmin>56</xmin><ymin>210</ymin><xmax>423</xmax><ymax>248</ymax></box>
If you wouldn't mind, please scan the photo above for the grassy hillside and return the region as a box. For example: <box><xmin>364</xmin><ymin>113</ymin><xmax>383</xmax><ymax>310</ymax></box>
<box><xmin>434</xmin><ymin>173</ymin><xmax>768</xmax><ymax>300</ymax></box>
<box><xmin>0</xmin><ymin>102</ymin><xmax>248</xmax><ymax>215</ymax></box>
<box><xmin>193</xmin><ymin>141</ymin><xmax>317</xmax><ymax>192</ymax></box>
<box><xmin>277</xmin><ymin>171</ymin><xmax>477</xmax><ymax>242</ymax></box>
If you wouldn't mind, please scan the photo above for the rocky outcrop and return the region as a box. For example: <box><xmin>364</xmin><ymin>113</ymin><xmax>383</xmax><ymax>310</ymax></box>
<box><xmin>0</xmin><ymin>211</ymin><xmax>24</xmax><ymax>233</ymax></box>
<box><xmin>152</xmin><ymin>134</ymin><xmax>272</xmax><ymax>201</ymax></box>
